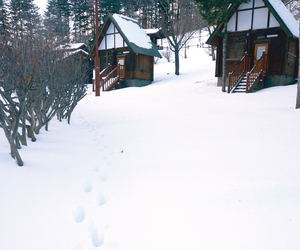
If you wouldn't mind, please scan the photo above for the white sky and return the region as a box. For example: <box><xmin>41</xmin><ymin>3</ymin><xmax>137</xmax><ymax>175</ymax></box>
<box><xmin>34</xmin><ymin>0</ymin><xmax>47</xmax><ymax>13</ymax></box>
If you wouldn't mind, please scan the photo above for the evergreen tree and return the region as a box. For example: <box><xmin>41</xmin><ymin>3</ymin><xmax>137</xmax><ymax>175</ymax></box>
<box><xmin>70</xmin><ymin>0</ymin><xmax>94</xmax><ymax>44</ymax></box>
<box><xmin>8</xmin><ymin>0</ymin><xmax>41</xmax><ymax>38</ymax></box>
<box><xmin>0</xmin><ymin>0</ymin><xmax>8</xmax><ymax>37</ymax></box>
<box><xmin>44</xmin><ymin>0</ymin><xmax>71</xmax><ymax>43</ymax></box>
<box><xmin>96</xmin><ymin>0</ymin><xmax>123</xmax><ymax>24</ymax></box>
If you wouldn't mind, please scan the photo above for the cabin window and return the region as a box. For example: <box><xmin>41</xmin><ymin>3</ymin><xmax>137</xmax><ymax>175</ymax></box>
<box><xmin>253</xmin><ymin>8</ymin><xmax>268</xmax><ymax>30</ymax></box>
<box><xmin>115</xmin><ymin>33</ymin><xmax>124</xmax><ymax>48</ymax></box>
<box><xmin>99</xmin><ymin>22</ymin><xmax>127</xmax><ymax>50</ymax></box>
<box><xmin>269</xmin><ymin>13</ymin><xmax>280</xmax><ymax>28</ymax></box>
<box><xmin>237</xmin><ymin>10</ymin><xmax>252</xmax><ymax>31</ymax></box>
<box><xmin>227</xmin><ymin>0</ymin><xmax>280</xmax><ymax>32</ymax></box>
<box><xmin>106</xmin><ymin>34</ymin><xmax>114</xmax><ymax>49</ymax></box>
<box><xmin>227</xmin><ymin>13</ymin><xmax>236</xmax><ymax>32</ymax></box>
<box><xmin>254</xmin><ymin>0</ymin><xmax>264</xmax><ymax>7</ymax></box>
<box><xmin>107</xmin><ymin>23</ymin><xmax>115</xmax><ymax>34</ymax></box>
<box><xmin>228</xmin><ymin>42</ymin><xmax>245</xmax><ymax>59</ymax></box>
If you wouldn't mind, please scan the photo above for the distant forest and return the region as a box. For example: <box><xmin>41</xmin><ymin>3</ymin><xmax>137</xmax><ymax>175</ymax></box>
<box><xmin>0</xmin><ymin>0</ymin><xmax>207</xmax><ymax>48</ymax></box>
<box><xmin>1</xmin><ymin>0</ymin><xmax>299</xmax><ymax>47</ymax></box>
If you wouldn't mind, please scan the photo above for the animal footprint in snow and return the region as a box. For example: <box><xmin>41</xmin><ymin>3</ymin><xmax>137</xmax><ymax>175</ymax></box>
<box><xmin>82</xmin><ymin>180</ymin><xmax>92</xmax><ymax>193</ymax></box>
<box><xmin>99</xmin><ymin>173</ymin><xmax>107</xmax><ymax>182</ymax></box>
<box><xmin>88</xmin><ymin>223</ymin><xmax>104</xmax><ymax>247</ymax></box>
<box><xmin>97</xmin><ymin>192</ymin><xmax>107</xmax><ymax>206</ymax></box>
<box><xmin>73</xmin><ymin>205</ymin><xmax>85</xmax><ymax>223</ymax></box>
<box><xmin>92</xmin><ymin>165</ymin><xmax>99</xmax><ymax>172</ymax></box>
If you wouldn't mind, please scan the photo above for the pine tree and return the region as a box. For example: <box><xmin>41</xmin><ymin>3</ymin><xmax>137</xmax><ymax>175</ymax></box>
<box><xmin>70</xmin><ymin>0</ymin><xmax>94</xmax><ymax>44</ymax></box>
<box><xmin>0</xmin><ymin>0</ymin><xmax>8</xmax><ymax>37</ymax></box>
<box><xmin>44</xmin><ymin>0</ymin><xmax>71</xmax><ymax>43</ymax></box>
<box><xmin>8</xmin><ymin>0</ymin><xmax>41</xmax><ymax>38</ymax></box>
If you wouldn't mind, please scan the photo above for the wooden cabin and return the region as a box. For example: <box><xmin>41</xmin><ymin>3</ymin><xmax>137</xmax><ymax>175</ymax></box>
<box><xmin>145</xmin><ymin>28</ymin><xmax>166</xmax><ymax>48</ymax></box>
<box><xmin>57</xmin><ymin>43</ymin><xmax>93</xmax><ymax>83</ymax></box>
<box><xmin>91</xmin><ymin>14</ymin><xmax>161</xmax><ymax>91</ymax></box>
<box><xmin>206</xmin><ymin>0</ymin><xmax>299</xmax><ymax>93</ymax></box>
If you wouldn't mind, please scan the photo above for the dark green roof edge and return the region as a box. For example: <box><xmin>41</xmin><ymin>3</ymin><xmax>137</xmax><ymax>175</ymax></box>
<box><xmin>110</xmin><ymin>14</ymin><xmax>162</xmax><ymax>58</ymax></box>
<box><xmin>206</xmin><ymin>4</ymin><xmax>238</xmax><ymax>45</ymax></box>
<box><xmin>262</xmin><ymin>0</ymin><xmax>294</xmax><ymax>38</ymax></box>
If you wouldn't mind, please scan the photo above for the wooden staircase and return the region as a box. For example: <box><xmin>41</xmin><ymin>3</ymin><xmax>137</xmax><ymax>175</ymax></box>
<box><xmin>232</xmin><ymin>75</ymin><xmax>247</xmax><ymax>93</ymax></box>
<box><xmin>228</xmin><ymin>52</ymin><xmax>268</xmax><ymax>94</ymax></box>
<box><xmin>98</xmin><ymin>64</ymin><xmax>125</xmax><ymax>92</ymax></box>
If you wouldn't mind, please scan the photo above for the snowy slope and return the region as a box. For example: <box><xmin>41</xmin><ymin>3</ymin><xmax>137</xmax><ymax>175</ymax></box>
<box><xmin>1</xmin><ymin>41</ymin><xmax>300</xmax><ymax>250</ymax></box>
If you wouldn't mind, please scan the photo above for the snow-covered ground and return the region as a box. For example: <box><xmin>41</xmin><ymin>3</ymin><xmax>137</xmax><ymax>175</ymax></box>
<box><xmin>1</xmin><ymin>38</ymin><xmax>300</xmax><ymax>250</ymax></box>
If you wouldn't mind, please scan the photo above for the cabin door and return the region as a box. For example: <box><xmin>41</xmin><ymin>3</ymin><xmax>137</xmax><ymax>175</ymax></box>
<box><xmin>117</xmin><ymin>57</ymin><xmax>125</xmax><ymax>79</ymax></box>
<box><xmin>254</xmin><ymin>43</ymin><xmax>268</xmax><ymax>64</ymax></box>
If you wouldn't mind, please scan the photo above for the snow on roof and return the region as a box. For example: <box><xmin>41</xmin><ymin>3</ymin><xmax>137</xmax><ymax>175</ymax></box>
<box><xmin>145</xmin><ymin>29</ymin><xmax>160</xmax><ymax>35</ymax></box>
<box><xmin>62</xmin><ymin>49</ymin><xmax>88</xmax><ymax>59</ymax></box>
<box><xmin>57</xmin><ymin>43</ymin><xmax>87</xmax><ymax>51</ymax></box>
<box><xmin>112</xmin><ymin>14</ymin><xmax>153</xmax><ymax>49</ymax></box>
<box><xmin>268</xmin><ymin>0</ymin><xmax>299</xmax><ymax>38</ymax></box>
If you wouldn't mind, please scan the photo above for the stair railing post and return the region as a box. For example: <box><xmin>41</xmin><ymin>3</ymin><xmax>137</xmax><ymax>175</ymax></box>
<box><xmin>262</xmin><ymin>52</ymin><xmax>265</xmax><ymax>73</ymax></box>
<box><xmin>244</xmin><ymin>52</ymin><xmax>247</xmax><ymax>72</ymax></box>
<box><xmin>246</xmin><ymin>72</ymin><xmax>250</xmax><ymax>93</ymax></box>
<box><xmin>228</xmin><ymin>72</ymin><xmax>232</xmax><ymax>93</ymax></box>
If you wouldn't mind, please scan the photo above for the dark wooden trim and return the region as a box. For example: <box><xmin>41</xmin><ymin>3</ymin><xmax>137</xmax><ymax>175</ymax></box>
<box><xmin>235</xmin><ymin>11</ymin><xmax>238</xmax><ymax>32</ymax></box>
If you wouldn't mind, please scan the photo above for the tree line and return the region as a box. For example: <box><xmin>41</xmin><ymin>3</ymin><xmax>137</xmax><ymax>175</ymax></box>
<box><xmin>0</xmin><ymin>0</ymin><xmax>203</xmax><ymax>47</ymax></box>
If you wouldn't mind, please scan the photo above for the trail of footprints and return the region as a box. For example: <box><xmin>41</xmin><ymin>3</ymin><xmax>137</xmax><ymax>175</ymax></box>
<box><xmin>73</xmin><ymin>115</ymin><xmax>112</xmax><ymax>248</ymax></box>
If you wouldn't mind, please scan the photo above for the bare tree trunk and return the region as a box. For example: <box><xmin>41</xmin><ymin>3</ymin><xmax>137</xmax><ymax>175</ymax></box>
<box><xmin>175</xmin><ymin>46</ymin><xmax>180</xmax><ymax>75</ymax></box>
<box><xmin>296</xmin><ymin>25</ymin><xmax>300</xmax><ymax>108</ymax></box>
<box><xmin>0</xmin><ymin>112</ymin><xmax>23</xmax><ymax>166</ymax></box>
<box><xmin>222</xmin><ymin>23</ymin><xmax>228</xmax><ymax>92</ymax></box>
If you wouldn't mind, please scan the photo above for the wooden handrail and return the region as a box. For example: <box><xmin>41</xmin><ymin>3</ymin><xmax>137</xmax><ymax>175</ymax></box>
<box><xmin>102</xmin><ymin>65</ymin><xmax>120</xmax><ymax>91</ymax></box>
<box><xmin>228</xmin><ymin>52</ymin><xmax>250</xmax><ymax>93</ymax></box>
<box><xmin>246</xmin><ymin>52</ymin><xmax>268</xmax><ymax>93</ymax></box>
<box><xmin>99</xmin><ymin>64</ymin><xmax>113</xmax><ymax>91</ymax></box>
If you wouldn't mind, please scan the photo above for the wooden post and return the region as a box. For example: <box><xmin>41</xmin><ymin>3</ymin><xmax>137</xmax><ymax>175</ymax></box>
<box><xmin>228</xmin><ymin>73</ymin><xmax>232</xmax><ymax>93</ymax></box>
<box><xmin>246</xmin><ymin>72</ymin><xmax>250</xmax><ymax>93</ymax></box>
<box><xmin>244</xmin><ymin>52</ymin><xmax>248</xmax><ymax>72</ymax></box>
<box><xmin>95</xmin><ymin>0</ymin><xmax>100</xmax><ymax>96</ymax></box>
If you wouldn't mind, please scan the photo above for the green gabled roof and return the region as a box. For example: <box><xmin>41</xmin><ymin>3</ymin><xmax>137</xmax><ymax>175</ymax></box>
<box><xmin>110</xmin><ymin>14</ymin><xmax>162</xmax><ymax>58</ymax></box>
<box><xmin>206</xmin><ymin>4</ymin><xmax>237</xmax><ymax>46</ymax></box>
<box><xmin>99</xmin><ymin>14</ymin><xmax>161</xmax><ymax>58</ymax></box>
<box><xmin>206</xmin><ymin>0</ymin><xmax>299</xmax><ymax>46</ymax></box>
<box><xmin>265</xmin><ymin>0</ymin><xmax>299</xmax><ymax>38</ymax></box>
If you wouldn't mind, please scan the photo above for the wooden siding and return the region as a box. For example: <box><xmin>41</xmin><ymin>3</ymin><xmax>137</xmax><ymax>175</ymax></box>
<box><xmin>132</xmin><ymin>54</ymin><xmax>154</xmax><ymax>81</ymax></box>
<box><xmin>283</xmin><ymin>37</ymin><xmax>298</xmax><ymax>77</ymax></box>
<box><xmin>99</xmin><ymin>49</ymin><xmax>154</xmax><ymax>82</ymax></box>
<box><xmin>249</xmin><ymin>28</ymin><xmax>285</xmax><ymax>75</ymax></box>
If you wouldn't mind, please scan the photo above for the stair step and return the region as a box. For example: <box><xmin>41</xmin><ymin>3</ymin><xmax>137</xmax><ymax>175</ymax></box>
<box><xmin>234</xmin><ymin>89</ymin><xmax>246</xmax><ymax>92</ymax></box>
